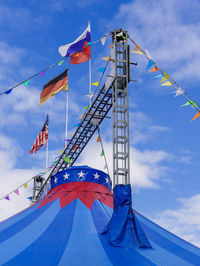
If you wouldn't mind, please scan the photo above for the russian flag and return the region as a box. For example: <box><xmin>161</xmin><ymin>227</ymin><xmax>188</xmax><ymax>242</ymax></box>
<box><xmin>58</xmin><ymin>23</ymin><xmax>91</xmax><ymax>64</ymax></box>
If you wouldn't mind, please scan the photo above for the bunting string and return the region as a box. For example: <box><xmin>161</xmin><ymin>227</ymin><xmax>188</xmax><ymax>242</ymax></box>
<box><xmin>0</xmin><ymin>32</ymin><xmax>111</xmax><ymax>97</ymax></box>
<box><xmin>97</xmin><ymin>127</ymin><xmax>110</xmax><ymax>177</ymax></box>
<box><xmin>0</xmin><ymin>176</ymin><xmax>34</xmax><ymax>201</ymax></box>
<box><xmin>127</xmin><ymin>35</ymin><xmax>200</xmax><ymax>121</ymax></box>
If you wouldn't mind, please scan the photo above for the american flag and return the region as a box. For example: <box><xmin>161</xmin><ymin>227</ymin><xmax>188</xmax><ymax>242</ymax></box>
<box><xmin>29</xmin><ymin>115</ymin><xmax>49</xmax><ymax>154</ymax></box>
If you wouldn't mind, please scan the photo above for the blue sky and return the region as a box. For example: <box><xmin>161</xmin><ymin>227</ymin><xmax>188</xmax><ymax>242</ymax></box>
<box><xmin>1</xmin><ymin>0</ymin><xmax>200</xmax><ymax>247</ymax></box>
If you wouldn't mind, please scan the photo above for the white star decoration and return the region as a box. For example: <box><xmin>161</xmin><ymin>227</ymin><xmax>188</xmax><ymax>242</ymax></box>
<box><xmin>93</xmin><ymin>172</ymin><xmax>100</xmax><ymax>180</ymax></box>
<box><xmin>64</xmin><ymin>173</ymin><xmax>70</xmax><ymax>180</ymax></box>
<box><xmin>78</xmin><ymin>171</ymin><xmax>85</xmax><ymax>178</ymax></box>
<box><xmin>54</xmin><ymin>177</ymin><xmax>57</xmax><ymax>184</ymax></box>
<box><xmin>105</xmin><ymin>178</ymin><xmax>109</xmax><ymax>183</ymax></box>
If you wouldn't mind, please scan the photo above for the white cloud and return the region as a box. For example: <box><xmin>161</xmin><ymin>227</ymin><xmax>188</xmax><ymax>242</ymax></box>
<box><xmin>77</xmin><ymin>138</ymin><xmax>172</xmax><ymax>189</ymax></box>
<box><xmin>153</xmin><ymin>194</ymin><xmax>200</xmax><ymax>247</ymax></box>
<box><xmin>107</xmin><ymin>0</ymin><xmax>200</xmax><ymax>82</ymax></box>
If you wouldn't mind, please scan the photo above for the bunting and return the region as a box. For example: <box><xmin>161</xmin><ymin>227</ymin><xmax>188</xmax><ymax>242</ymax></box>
<box><xmin>97</xmin><ymin>67</ymin><xmax>105</xmax><ymax>73</ymax></box>
<box><xmin>191</xmin><ymin>112</ymin><xmax>200</xmax><ymax>121</ymax></box>
<box><xmin>91</xmin><ymin>82</ymin><xmax>99</xmax><ymax>86</ymax></box>
<box><xmin>83</xmin><ymin>105</ymin><xmax>89</xmax><ymax>109</ymax></box>
<box><xmin>146</xmin><ymin>60</ymin><xmax>155</xmax><ymax>70</ymax></box>
<box><xmin>14</xmin><ymin>189</ymin><xmax>19</xmax><ymax>195</ymax></box>
<box><xmin>174</xmin><ymin>87</ymin><xmax>184</xmax><ymax>97</ymax></box>
<box><xmin>148</xmin><ymin>66</ymin><xmax>158</xmax><ymax>73</ymax></box>
<box><xmin>23</xmin><ymin>80</ymin><xmax>30</xmax><ymax>86</ymax></box>
<box><xmin>5</xmin><ymin>195</ymin><xmax>10</xmax><ymax>200</ymax></box>
<box><xmin>5</xmin><ymin>89</ymin><xmax>12</xmax><ymax>94</ymax></box>
<box><xmin>64</xmin><ymin>155</ymin><xmax>71</xmax><ymax>164</ymax></box>
<box><xmin>160</xmin><ymin>76</ymin><xmax>167</xmax><ymax>83</ymax></box>
<box><xmin>102</xmin><ymin>56</ymin><xmax>110</xmax><ymax>61</ymax></box>
<box><xmin>57</xmin><ymin>60</ymin><xmax>64</xmax><ymax>66</ymax></box>
<box><xmin>96</xmin><ymin>136</ymin><xmax>101</xmax><ymax>142</ymax></box>
<box><xmin>161</xmin><ymin>81</ymin><xmax>172</xmax><ymax>86</ymax></box>
<box><xmin>24</xmin><ymin>183</ymin><xmax>28</xmax><ymax>189</ymax></box>
<box><xmin>101</xmin><ymin>37</ymin><xmax>106</xmax><ymax>45</ymax></box>
<box><xmin>100</xmin><ymin>150</ymin><xmax>104</xmax><ymax>156</ymax></box>
<box><xmin>73</xmin><ymin>144</ymin><xmax>77</xmax><ymax>151</ymax></box>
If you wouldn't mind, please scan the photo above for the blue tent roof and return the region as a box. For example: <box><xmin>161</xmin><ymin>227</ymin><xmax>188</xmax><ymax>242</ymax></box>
<box><xmin>0</xmin><ymin>166</ymin><xmax>200</xmax><ymax>265</ymax></box>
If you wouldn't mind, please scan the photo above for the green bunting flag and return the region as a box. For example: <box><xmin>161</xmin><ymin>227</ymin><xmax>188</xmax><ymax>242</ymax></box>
<box><xmin>23</xmin><ymin>80</ymin><xmax>29</xmax><ymax>86</ymax></box>
<box><xmin>57</xmin><ymin>60</ymin><xmax>64</xmax><ymax>66</ymax></box>
<box><xmin>181</xmin><ymin>101</ymin><xmax>198</xmax><ymax>108</ymax></box>
<box><xmin>64</xmin><ymin>155</ymin><xmax>71</xmax><ymax>164</ymax></box>
<box><xmin>83</xmin><ymin>105</ymin><xmax>89</xmax><ymax>109</ymax></box>
<box><xmin>100</xmin><ymin>150</ymin><xmax>104</xmax><ymax>156</ymax></box>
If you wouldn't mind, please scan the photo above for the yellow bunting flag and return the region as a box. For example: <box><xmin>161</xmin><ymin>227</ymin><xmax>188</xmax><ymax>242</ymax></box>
<box><xmin>160</xmin><ymin>76</ymin><xmax>167</xmax><ymax>83</ymax></box>
<box><xmin>59</xmin><ymin>150</ymin><xmax>64</xmax><ymax>153</ymax></box>
<box><xmin>102</xmin><ymin>56</ymin><xmax>110</xmax><ymax>61</ymax></box>
<box><xmin>191</xmin><ymin>112</ymin><xmax>200</xmax><ymax>121</ymax></box>
<box><xmin>148</xmin><ymin>66</ymin><xmax>158</xmax><ymax>73</ymax></box>
<box><xmin>91</xmin><ymin>82</ymin><xmax>99</xmax><ymax>86</ymax></box>
<box><xmin>163</xmin><ymin>72</ymin><xmax>170</xmax><ymax>79</ymax></box>
<box><xmin>133</xmin><ymin>51</ymin><xmax>144</xmax><ymax>55</ymax></box>
<box><xmin>161</xmin><ymin>81</ymin><xmax>172</xmax><ymax>86</ymax></box>
<box><xmin>24</xmin><ymin>183</ymin><xmax>28</xmax><ymax>189</ymax></box>
<box><xmin>96</xmin><ymin>136</ymin><xmax>101</xmax><ymax>142</ymax></box>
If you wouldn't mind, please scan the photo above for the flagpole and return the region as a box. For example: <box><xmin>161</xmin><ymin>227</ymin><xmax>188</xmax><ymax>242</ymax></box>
<box><xmin>46</xmin><ymin>114</ymin><xmax>49</xmax><ymax>173</ymax></box>
<box><xmin>65</xmin><ymin>88</ymin><xmax>69</xmax><ymax>147</ymax></box>
<box><xmin>89</xmin><ymin>21</ymin><xmax>92</xmax><ymax>107</ymax></box>
<box><xmin>89</xmin><ymin>59</ymin><xmax>92</xmax><ymax>106</ymax></box>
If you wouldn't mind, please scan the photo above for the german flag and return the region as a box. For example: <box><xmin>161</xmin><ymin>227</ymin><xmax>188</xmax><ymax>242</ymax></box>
<box><xmin>40</xmin><ymin>69</ymin><xmax>68</xmax><ymax>105</ymax></box>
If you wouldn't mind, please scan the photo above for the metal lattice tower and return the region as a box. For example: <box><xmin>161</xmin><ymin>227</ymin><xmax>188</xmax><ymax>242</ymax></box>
<box><xmin>35</xmin><ymin>28</ymin><xmax>131</xmax><ymax>201</ymax></box>
<box><xmin>111</xmin><ymin>29</ymin><xmax>130</xmax><ymax>186</ymax></box>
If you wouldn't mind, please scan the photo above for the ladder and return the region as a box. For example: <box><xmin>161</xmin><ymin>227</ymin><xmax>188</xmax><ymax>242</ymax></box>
<box><xmin>35</xmin><ymin>29</ymin><xmax>131</xmax><ymax>201</ymax></box>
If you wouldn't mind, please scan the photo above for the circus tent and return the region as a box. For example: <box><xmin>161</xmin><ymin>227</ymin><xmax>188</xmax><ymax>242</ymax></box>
<box><xmin>0</xmin><ymin>165</ymin><xmax>200</xmax><ymax>265</ymax></box>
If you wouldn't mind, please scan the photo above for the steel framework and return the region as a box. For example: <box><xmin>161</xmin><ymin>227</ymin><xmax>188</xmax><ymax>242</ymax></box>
<box><xmin>35</xmin><ymin>28</ymin><xmax>131</xmax><ymax>201</ymax></box>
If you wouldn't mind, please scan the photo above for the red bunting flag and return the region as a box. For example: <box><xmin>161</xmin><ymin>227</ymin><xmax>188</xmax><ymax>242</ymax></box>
<box><xmin>148</xmin><ymin>66</ymin><xmax>158</xmax><ymax>73</ymax></box>
<box><xmin>73</xmin><ymin>144</ymin><xmax>78</xmax><ymax>151</ymax></box>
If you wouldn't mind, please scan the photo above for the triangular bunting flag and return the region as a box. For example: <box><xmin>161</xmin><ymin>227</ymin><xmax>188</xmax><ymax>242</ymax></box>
<box><xmin>85</xmin><ymin>94</ymin><xmax>94</xmax><ymax>98</ymax></box>
<box><xmin>73</xmin><ymin>144</ymin><xmax>77</xmax><ymax>151</ymax></box>
<box><xmin>100</xmin><ymin>150</ymin><xmax>104</xmax><ymax>156</ymax></box>
<box><xmin>5</xmin><ymin>195</ymin><xmax>10</xmax><ymax>200</ymax></box>
<box><xmin>102</xmin><ymin>56</ymin><xmax>110</xmax><ymax>61</ymax></box>
<box><xmin>174</xmin><ymin>87</ymin><xmax>184</xmax><ymax>97</ymax></box>
<box><xmin>134</xmin><ymin>43</ymin><xmax>142</xmax><ymax>52</ymax></box>
<box><xmin>59</xmin><ymin>150</ymin><xmax>64</xmax><ymax>153</ymax></box>
<box><xmin>96</xmin><ymin>136</ymin><xmax>101</xmax><ymax>142</ymax></box>
<box><xmin>97</xmin><ymin>67</ymin><xmax>105</xmax><ymax>73</ymax></box>
<box><xmin>57</xmin><ymin>60</ymin><xmax>64</xmax><ymax>66</ymax></box>
<box><xmin>146</xmin><ymin>60</ymin><xmax>155</xmax><ymax>70</ymax></box>
<box><xmin>144</xmin><ymin>49</ymin><xmax>152</xmax><ymax>60</ymax></box>
<box><xmin>181</xmin><ymin>101</ymin><xmax>193</xmax><ymax>107</ymax></box>
<box><xmin>51</xmin><ymin>160</ymin><xmax>57</xmax><ymax>164</ymax></box>
<box><xmin>86</xmin><ymin>42</ymin><xmax>92</xmax><ymax>47</ymax></box>
<box><xmin>163</xmin><ymin>72</ymin><xmax>170</xmax><ymax>79</ymax></box>
<box><xmin>91</xmin><ymin>82</ymin><xmax>99</xmax><ymax>86</ymax></box>
<box><xmin>79</xmin><ymin>115</ymin><xmax>84</xmax><ymax>119</ymax></box>
<box><xmin>64</xmin><ymin>139</ymin><xmax>71</xmax><ymax>142</ymax></box>
<box><xmin>161</xmin><ymin>81</ymin><xmax>172</xmax><ymax>86</ymax></box>
<box><xmin>148</xmin><ymin>66</ymin><xmax>158</xmax><ymax>73</ymax></box>
<box><xmin>191</xmin><ymin>112</ymin><xmax>200</xmax><ymax>121</ymax></box>
<box><xmin>108</xmin><ymin>45</ymin><xmax>112</xmax><ymax>48</ymax></box>
<box><xmin>132</xmin><ymin>51</ymin><xmax>144</xmax><ymax>55</ymax></box>
<box><xmin>14</xmin><ymin>189</ymin><xmax>19</xmax><ymax>195</ymax></box>
<box><xmin>23</xmin><ymin>80</ymin><xmax>29</xmax><ymax>86</ymax></box>
<box><xmin>160</xmin><ymin>76</ymin><xmax>167</xmax><ymax>83</ymax></box>
<box><xmin>24</xmin><ymin>183</ymin><xmax>28</xmax><ymax>189</ymax></box>
<box><xmin>64</xmin><ymin>155</ymin><xmax>71</xmax><ymax>164</ymax></box>
<box><xmin>104</xmin><ymin>163</ymin><xmax>107</xmax><ymax>169</ymax></box>
<box><xmin>83</xmin><ymin>105</ymin><xmax>89</xmax><ymax>110</ymax></box>
<box><xmin>39</xmin><ymin>71</ymin><xmax>45</xmax><ymax>76</ymax></box>
<box><xmin>100</xmin><ymin>37</ymin><xmax>106</xmax><ymax>45</ymax></box>
<box><xmin>39</xmin><ymin>172</ymin><xmax>45</xmax><ymax>175</ymax></box>
<box><xmin>5</xmin><ymin>89</ymin><xmax>13</xmax><ymax>94</ymax></box>
<box><xmin>154</xmin><ymin>74</ymin><xmax>163</xmax><ymax>79</ymax></box>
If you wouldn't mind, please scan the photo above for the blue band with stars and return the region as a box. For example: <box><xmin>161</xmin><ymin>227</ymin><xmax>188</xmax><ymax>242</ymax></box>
<box><xmin>50</xmin><ymin>165</ymin><xmax>112</xmax><ymax>191</ymax></box>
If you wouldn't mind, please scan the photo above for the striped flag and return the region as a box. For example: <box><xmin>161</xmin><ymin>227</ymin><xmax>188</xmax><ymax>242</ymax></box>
<box><xmin>29</xmin><ymin>115</ymin><xmax>49</xmax><ymax>154</ymax></box>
